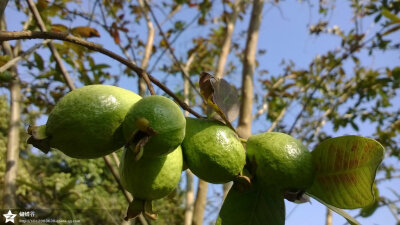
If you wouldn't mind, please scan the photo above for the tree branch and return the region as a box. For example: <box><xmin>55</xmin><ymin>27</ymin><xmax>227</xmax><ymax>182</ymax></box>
<box><xmin>266</xmin><ymin>107</ymin><xmax>287</xmax><ymax>132</ymax></box>
<box><xmin>0</xmin><ymin>0</ymin><xmax>8</xmax><ymax>19</ymax></box>
<box><xmin>26</xmin><ymin>0</ymin><xmax>76</xmax><ymax>90</ymax></box>
<box><xmin>0</xmin><ymin>30</ymin><xmax>202</xmax><ymax>118</ymax></box>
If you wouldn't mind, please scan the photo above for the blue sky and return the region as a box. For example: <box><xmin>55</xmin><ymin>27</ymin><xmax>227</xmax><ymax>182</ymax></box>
<box><xmin>4</xmin><ymin>1</ymin><xmax>400</xmax><ymax>225</ymax></box>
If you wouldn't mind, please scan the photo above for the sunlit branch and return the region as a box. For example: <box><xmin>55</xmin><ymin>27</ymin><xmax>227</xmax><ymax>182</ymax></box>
<box><xmin>0</xmin><ymin>30</ymin><xmax>202</xmax><ymax>118</ymax></box>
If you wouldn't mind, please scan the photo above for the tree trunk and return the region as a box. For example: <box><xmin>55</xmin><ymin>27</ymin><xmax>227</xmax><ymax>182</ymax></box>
<box><xmin>214</xmin><ymin>0</ymin><xmax>243</xmax><ymax>201</ymax></box>
<box><xmin>192</xmin><ymin>180</ymin><xmax>208</xmax><ymax>225</ymax></box>
<box><xmin>184</xmin><ymin>170</ymin><xmax>195</xmax><ymax>225</ymax></box>
<box><xmin>183</xmin><ymin>54</ymin><xmax>195</xmax><ymax>225</ymax></box>
<box><xmin>2</xmin><ymin>40</ymin><xmax>21</xmax><ymax>209</ymax></box>
<box><xmin>325</xmin><ymin>208</ymin><xmax>332</xmax><ymax>225</ymax></box>
<box><xmin>236</xmin><ymin>0</ymin><xmax>264</xmax><ymax>139</ymax></box>
<box><xmin>138</xmin><ymin>0</ymin><xmax>154</xmax><ymax>96</ymax></box>
<box><xmin>215</xmin><ymin>0</ymin><xmax>242</xmax><ymax>79</ymax></box>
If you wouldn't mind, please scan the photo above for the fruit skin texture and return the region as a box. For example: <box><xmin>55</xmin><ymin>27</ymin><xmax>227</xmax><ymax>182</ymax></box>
<box><xmin>46</xmin><ymin>85</ymin><xmax>141</xmax><ymax>159</ymax></box>
<box><xmin>246</xmin><ymin>132</ymin><xmax>315</xmax><ymax>192</ymax></box>
<box><xmin>122</xmin><ymin>95</ymin><xmax>186</xmax><ymax>158</ymax></box>
<box><xmin>119</xmin><ymin>146</ymin><xmax>183</xmax><ymax>200</ymax></box>
<box><xmin>182</xmin><ymin>118</ymin><xmax>246</xmax><ymax>184</ymax></box>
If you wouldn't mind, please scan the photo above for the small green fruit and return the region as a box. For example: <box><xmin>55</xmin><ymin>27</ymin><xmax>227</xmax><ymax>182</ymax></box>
<box><xmin>44</xmin><ymin>85</ymin><xmax>141</xmax><ymax>158</ymax></box>
<box><xmin>182</xmin><ymin>118</ymin><xmax>246</xmax><ymax>184</ymax></box>
<box><xmin>122</xmin><ymin>95</ymin><xmax>186</xmax><ymax>158</ymax></box>
<box><xmin>119</xmin><ymin>146</ymin><xmax>183</xmax><ymax>200</ymax></box>
<box><xmin>246</xmin><ymin>132</ymin><xmax>315</xmax><ymax>192</ymax></box>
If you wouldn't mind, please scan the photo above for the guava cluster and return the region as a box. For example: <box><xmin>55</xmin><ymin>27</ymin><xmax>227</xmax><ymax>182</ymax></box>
<box><xmin>29</xmin><ymin>84</ymin><xmax>316</xmax><ymax>218</ymax></box>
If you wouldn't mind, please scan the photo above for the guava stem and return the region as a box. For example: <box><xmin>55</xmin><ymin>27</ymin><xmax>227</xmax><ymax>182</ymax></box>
<box><xmin>133</xmin><ymin>136</ymin><xmax>149</xmax><ymax>161</ymax></box>
<box><xmin>144</xmin><ymin>200</ymin><xmax>158</xmax><ymax>220</ymax></box>
<box><xmin>239</xmin><ymin>137</ymin><xmax>247</xmax><ymax>143</ymax></box>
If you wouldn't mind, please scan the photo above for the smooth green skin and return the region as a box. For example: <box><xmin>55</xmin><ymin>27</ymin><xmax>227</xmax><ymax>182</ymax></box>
<box><xmin>119</xmin><ymin>146</ymin><xmax>183</xmax><ymax>200</ymax></box>
<box><xmin>122</xmin><ymin>95</ymin><xmax>186</xmax><ymax>158</ymax></box>
<box><xmin>46</xmin><ymin>85</ymin><xmax>141</xmax><ymax>159</ymax></box>
<box><xmin>246</xmin><ymin>132</ymin><xmax>315</xmax><ymax>192</ymax></box>
<box><xmin>182</xmin><ymin>118</ymin><xmax>246</xmax><ymax>184</ymax></box>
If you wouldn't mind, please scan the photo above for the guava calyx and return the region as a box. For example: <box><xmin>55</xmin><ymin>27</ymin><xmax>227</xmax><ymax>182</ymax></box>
<box><xmin>125</xmin><ymin>118</ymin><xmax>159</xmax><ymax>161</ymax></box>
<box><xmin>122</xmin><ymin>95</ymin><xmax>186</xmax><ymax>158</ymax></box>
<box><xmin>284</xmin><ymin>190</ymin><xmax>310</xmax><ymax>204</ymax></box>
<box><xmin>27</xmin><ymin>125</ymin><xmax>50</xmax><ymax>154</ymax></box>
<box><xmin>135</xmin><ymin>117</ymin><xmax>157</xmax><ymax>136</ymax></box>
<box><xmin>125</xmin><ymin>135</ymin><xmax>149</xmax><ymax>161</ymax></box>
<box><xmin>233</xmin><ymin>175</ymin><xmax>252</xmax><ymax>192</ymax></box>
<box><xmin>124</xmin><ymin>199</ymin><xmax>158</xmax><ymax>221</ymax></box>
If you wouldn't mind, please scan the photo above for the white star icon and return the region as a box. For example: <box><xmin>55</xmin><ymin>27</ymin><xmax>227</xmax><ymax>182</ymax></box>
<box><xmin>3</xmin><ymin>210</ymin><xmax>16</xmax><ymax>223</ymax></box>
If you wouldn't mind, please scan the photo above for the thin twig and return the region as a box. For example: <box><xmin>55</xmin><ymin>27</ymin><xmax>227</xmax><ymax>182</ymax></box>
<box><xmin>148</xmin><ymin>12</ymin><xmax>200</xmax><ymax>74</ymax></box>
<box><xmin>0</xmin><ymin>30</ymin><xmax>202</xmax><ymax>118</ymax></box>
<box><xmin>144</xmin><ymin>0</ymin><xmax>201</xmax><ymax>97</ymax></box>
<box><xmin>183</xmin><ymin>53</ymin><xmax>196</xmax><ymax>116</ymax></box>
<box><xmin>103</xmin><ymin>155</ymin><xmax>149</xmax><ymax>225</ymax></box>
<box><xmin>387</xmin><ymin>203</ymin><xmax>400</xmax><ymax>223</ymax></box>
<box><xmin>0</xmin><ymin>40</ymin><xmax>50</xmax><ymax>73</ymax></box>
<box><xmin>267</xmin><ymin>107</ymin><xmax>287</xmax><ymax>132</ymax></box>
<box><xmin>142</xmin><ymin>72</ymin><xmax>156</xmax><ymax>95</ymax></box>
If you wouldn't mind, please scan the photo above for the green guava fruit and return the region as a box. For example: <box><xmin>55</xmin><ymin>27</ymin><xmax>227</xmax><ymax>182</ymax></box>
<box><xmin>181</xmin><ymin>118</ymin><xmax>246</xmax><ymax>184</ymax></box>
<box><xmin>30</xmin><ymin>85</ymin><xmax>141</xmax><ymax>159</ymax></box>
<box><xmin>122</xmin><ymin>95</ymin><xmax>186</xmax><ymax>158</ymax></box>
<box><xmin>246</xmin><ymin>132</ymin><xmax>315</xmax><ymax>192</ymax></box>
<box><xmin>119</xmin><ymin>146</ymin><xmax>183</xmax><ymax>200</ymax></box>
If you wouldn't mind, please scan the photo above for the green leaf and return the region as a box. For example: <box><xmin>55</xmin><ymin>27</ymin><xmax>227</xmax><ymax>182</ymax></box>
<box><xmin>92</xmin><ymin>63</ymin><xmax>110</xmax><ymax>70</ymax></box>
<box><xmin>381</xmin><ymin>9</ymin><xmax>400</xmax><ymax>23</ymax></box>
<box><xmin>307</xmin><ymin>194</ymin><xmax>361</xmax><ymax>225</ymax></box>
<box><xmin>211</xmin><ymin>78</ymin><xmax>240</xmax><ymax>123</ymax></box>
<box><xmin>216</xmin><ymin>183</ymin><xmax>285</xmax><ymax>225</ymax></box>
<box><xmin>34</xmin><ymin>52</ymin><xmax>44</xmax><ymax>70</ymax></box>
<box><xmin>199</xmin><ymin>72</ymin><xmax>240</xmax><ymax>123</ymax></box>
<box><xmin>0</xmin><ymin>71</ymin><xmax>13</xmax><ymax>82</ymax></box>
<box><xmin>308</xmin><ymin>135</ymin><xmax>385</xmax><ymax>209</ymax></box>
